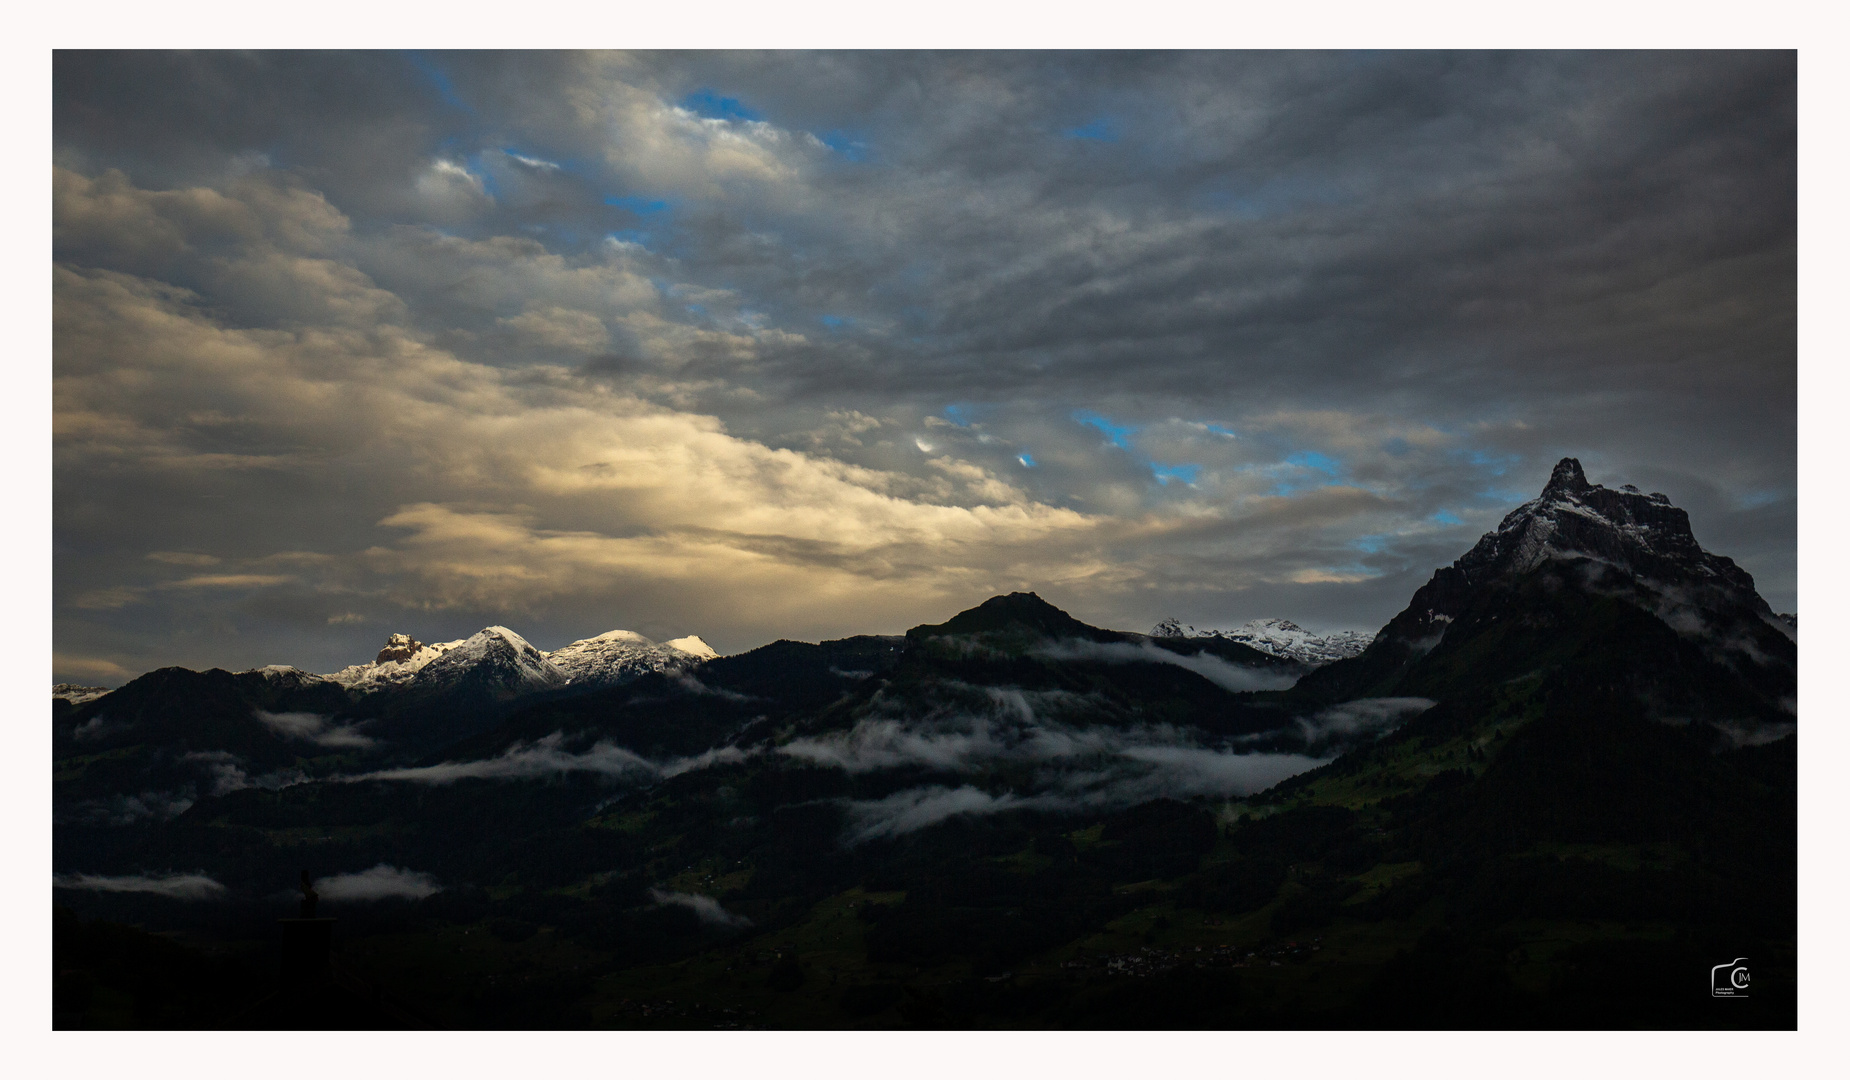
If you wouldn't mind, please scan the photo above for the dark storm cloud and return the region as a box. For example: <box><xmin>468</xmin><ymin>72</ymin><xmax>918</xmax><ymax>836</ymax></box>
<box><xmin>52</xmin><ymin>52</ymin><xmax>1795</xmax><ymax>681</ymax></box>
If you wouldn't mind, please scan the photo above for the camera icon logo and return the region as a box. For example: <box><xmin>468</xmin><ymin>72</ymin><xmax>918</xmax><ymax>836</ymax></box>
<box><xmin>1710</xmin><ymin>958</ymin><xmax>1750</xmax><ymax>998</ymax></box>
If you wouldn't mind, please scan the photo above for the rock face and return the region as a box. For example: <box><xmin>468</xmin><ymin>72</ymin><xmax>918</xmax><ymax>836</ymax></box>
<box><xmin>1459</xmin><ymin>457</ymin><xmax>1762</xmax><ymax>600</ymax></box>
<box><xmin>374</xmin><ymin>633</ymin><xmax>426</xmax><ymax>664</ymax></box>
<box><xmin>1299</xmin><ymin>458</ymin><xmax>1795</xmax><ymax>743</ymax></box>
<box><xmin>1387</xmin><ymin>457</ymin><xmax>1787</xmax><ymax>653</ymax></box>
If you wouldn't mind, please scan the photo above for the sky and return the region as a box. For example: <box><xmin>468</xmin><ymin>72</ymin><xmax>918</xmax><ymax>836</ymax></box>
<box><xmin>51</xmin><ymin>50</ymin><xmax>1796</xmax><ymax>683</ymax></box>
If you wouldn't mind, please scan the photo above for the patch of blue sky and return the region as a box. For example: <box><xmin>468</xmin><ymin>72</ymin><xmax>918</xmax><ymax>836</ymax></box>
<box><xmin>1064</xmin><ymin>117</ymin><xmax>1120</xmax><ymax>142</ymax></box>
<box><xmin>1431</xmin><ymin>511</ymin><xmax>1464</xmax><ymax>526</ymax></box>
<box><xmin>605</xmin><ymin>195</ymin><xmax>671</xmax><ymax>215</ymax></box>
<box><xmin>1352</xmin><ymin>534</ymin><xmax>1389</xmax><ymax>554</ymax></box>
<box><xmin>1150</xmin><ymin>462</ymin><xmax>1201</xmax><ymax>486</ymax></box>
<box><xmin>683</xmin><ymin>89</ymin><xmax>762</xmax><ymax>123</ymax></box>
<box><xmin>819</xmin><ymin>131</ymin><xmax>869</xmax><ymax>161</ymax></box>
<box><xmin>1073</xmin><ymin>410</ymin><xmax>1138</xmax><ymax>449</ymax></box>
<box><xmin>1203</xmin><ymin>423</ymin><xmax>1238</xmax><ymax>438</ymax></box>
<box><xmin>1269</xmin><ymin>474</ymin><xmax>1337</xmax><ymax>497</ymax></box>
<box><xmin>943</xmin><ymin>404</ymin><xmax>977</xmax><ymax>427</ymax></box>
<box><xmin>1477</xmin><ymin>486</ymin><xmax>1531</xmax><ymax>504</ymax></box>
<box><xmin>407</xmin><ymin>52</ymin><xmax>472</xmax><ymax>112</ymax></box>
<box><xmin>1465</xmin><ymin>449</ymin><xmax>1519</xmax><ymax>477</ymax></box>
<box><xmin>820</xmin><ymin>315</ymin><xmax>849</xmax><ymax>329</ymax></box>
<box><xmin>466</xmin><ymin>153</ymin><xmax>502</xmax><ymax>198</ymax></box>
<box><xmin>1286</xmin><ymin>450</ymin><xmax>1341</xmax><ymax>477</ymax></box>
<box><xmin>1018</xmin><ymin>452</ymin><xmax>1037</xmax><ymax>468</ymax></box>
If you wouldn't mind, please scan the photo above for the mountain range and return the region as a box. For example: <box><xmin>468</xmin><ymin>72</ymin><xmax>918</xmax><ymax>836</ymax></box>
<box><xmin>1152</xmin><ymin>617</ymin><xmax>1375</xmax><ymax>665</ymax></box>
<box><xmin>51</xmin><ymin>459</ymin><xmax>1796</xmax><ymax>1030</ymax></box>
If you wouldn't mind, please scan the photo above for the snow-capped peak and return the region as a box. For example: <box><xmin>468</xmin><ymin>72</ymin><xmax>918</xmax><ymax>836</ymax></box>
<box><xmin>1151</xmin><ymin>617</ymin><xmax>1374</xmax><ymax>665</ymax></box>
<box><xmin>414</xmin><ymin>626</ymin><xmax>566</xmax><ymax>697</ymax></box>
<box><xmin>324</xmin><ymin>633</ymin><xmax>466</xmax><ymax>690</ymax></box>
<box><xmin>325</xmin><ymin>622</ymin><xmax>720</xmax><ymax>696</ymax></box>
<box><xmin>546</xmin><ymin>628</ymin><xmax>713</xmax><ymax>685</ymax></box>
<box><xmin>53</xmin><ymin>683</ymin><xmax>111</xmax><ymax>705</ymax></box>
<box><xmin>1454</xmin><ymin>457</ymin><xmax>1757</xmax><ymax>598</ymax></box>
<box><xmin>664</xmin><ymin>635</ymin><xmax>718</xmax><ymax>660</ymax></box>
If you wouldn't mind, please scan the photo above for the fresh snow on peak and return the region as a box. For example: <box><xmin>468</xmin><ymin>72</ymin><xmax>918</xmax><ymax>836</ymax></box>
<box><xmin>1456</xmin><ymin>457</ymin><xmax>1759</xmax><ymax>599</ymax></box>
<box><xmin>1219</xmin><ymin>620</ymin><xmax>1374</xmax><ymax>664</ymax></box>
<box><xmin>1377</xmin><ymin>457</ymin><xmax>1788</xmax><ymax>700</ymax></box>
<box><xmin>324</xmin><ymin>626</ymin><xmax>554</xmax><ymax>693</ymax></box>
<box><xmin>417</xmin><ymin>626</ymin><xmax>566</xmax><ymax>695</ymax></box>
<box><xmin>1150</xmin><ymin>617</ymin><xmax>1374</xmax><ymax>665</ymax></box>
<box><xmin>325</xmin><ymin>623</ymin><xmax>719</xmax><ymax>696</ymax></box>
<box><xmin>237</xmin><ymin>665</ymin><xmax>339</xmax><ymax>690</ymax></box>
<box><xmin>324</xmin><ymin>633</ymin><xmax>465</xmax><ymax>691</ymax></box>
<box><xmin>665</xmin><ymin>635</ymin><xmax>718</xmax><ymax>660</ymax></box>
<box><xmin>547</xmin><ymin>628</ymin><xmax>709</xmax><ymax>686</ymax></box>
<box><xmin>578</xmin><ymin>629</ymin><xmax>651</xmax><ymax>646</ymax></box>
<box><xmin>53</xmin><ymin>683</ymin><xmax>111</xmax><ymax>705</ymax></box>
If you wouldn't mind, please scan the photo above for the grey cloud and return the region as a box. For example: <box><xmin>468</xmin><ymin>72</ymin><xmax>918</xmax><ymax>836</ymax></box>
<box><xmin>1029</xmin><ymin>638</ymin><xmax>1299</xmax><ymax>692</ymax></box>
<box><xmin>254</xmin><ymin>710</ymin><xmax>375</xmax><ymax>748</ymax></box>
<box><xmin>649</xmin><ymin>888</ymin><xmax>752</xmax><ymax>928</ymax></box>
<box><xmin>783</xmin><ymin>686</ymin><xmax>1329</xmax><ymax>842</ymax></box>
<box><xmin>345</xmin><ymin>732</ymin><xmax>750</xmax><ymax>785</ymax></box>
<box><xmin>846</xmin><ymin>786</ymin><xmax>1040</xmax><ymax>843</ymax></box>
<box><xmin>1295</xmin><ymin>698</ymin><xmax>1436</xmax><ymax>748</ymax></box>
<box><xmin>313</xmin><ymin>864</ymin><xmax>443</xmax><ymax>901</ymax></box>
<box><xmin>53</xmin><ymin>53</ymin><xmax>1795</xmax><ymax>682</ymax></box>
<box><xmin>842</xmin><ymin>739</ymin><xmax>1324</xmax><ymax>844</ymax></box>
<box><xmin>179</xmin><ymin>751</ymin><xmax>308</xmax><ymax>795</ymax></box>
<box><xmin>53</xmin><ymin>871</ymin><xmax>226</xmax><ymax>900</ymax></box>
<box><xmin>57</xmin><ymin>790</ymin><xmax>196</xmax><ymax>826</ymax></box>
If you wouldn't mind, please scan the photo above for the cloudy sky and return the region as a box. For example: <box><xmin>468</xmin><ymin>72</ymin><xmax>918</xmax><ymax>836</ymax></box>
<box><xmin>51</xmin><ymin>50</ymin><xmax>1796</xmax><ymax>683</ymax></box>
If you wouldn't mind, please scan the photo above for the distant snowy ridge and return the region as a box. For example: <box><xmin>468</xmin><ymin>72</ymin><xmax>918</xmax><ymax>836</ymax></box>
<box><xmin>547</xmin><ymin>628</ymin><xmax>715</xmax><ymax>684</ymax></box>
<box><xmin>321</xmin><ymin>625</ymin><xmax>718</xmax><ymax>695</ymax></box>
<box><xmin>53</xmin><ymin>684</ymin><xmax>112</xmax><ymax>705</ymax></box>
<box><xmin>1151</xmin><ymin>617</ymin><xmax>1374</xmax><ymax>665</ymax></box>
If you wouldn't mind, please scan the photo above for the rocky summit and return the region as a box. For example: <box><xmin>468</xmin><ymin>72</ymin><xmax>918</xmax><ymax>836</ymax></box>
<box><xmin>1300</xmin><ymin>458</ymin><xmax>1794</xmax><ymax>746</ymax></box>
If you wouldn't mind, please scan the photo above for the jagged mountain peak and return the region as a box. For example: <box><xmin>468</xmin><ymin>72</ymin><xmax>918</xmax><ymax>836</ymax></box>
<box><xmin>1541</xmin><ymin>456</ymin><xmax>1589</xmax><ymax>495</ymax></box>
<box><xmin>1455</xmin><ymin>457</ymin><xmax>1753</xmax><ymax>599</ymax></box>
<box><xmin>418</xmin><ymin>626</ymin><xmax>564</xmax><ymax>697</ymax></box>
<box><xmin>1304</xmin><ymin>456</ymin><xmax>1795</xmax><ymax>739</ymax></box>
<box><xmin>375</xmin><ymin>633</ymin><xmax>425</xmax><ymax>663</ymax></box>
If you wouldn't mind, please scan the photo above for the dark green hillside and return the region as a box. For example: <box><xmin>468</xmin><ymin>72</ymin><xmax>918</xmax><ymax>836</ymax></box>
<box><xmin>50</xmin><ymin>461</ymin><xmax>1797</xmax><ymax>1030</ymax></box>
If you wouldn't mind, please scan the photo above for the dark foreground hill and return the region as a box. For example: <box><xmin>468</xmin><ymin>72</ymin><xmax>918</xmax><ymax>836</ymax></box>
<box><xmin>52</xmin><ymin>459</ymin><xmax>1794</xmax><ymax>1029</ymax></box>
